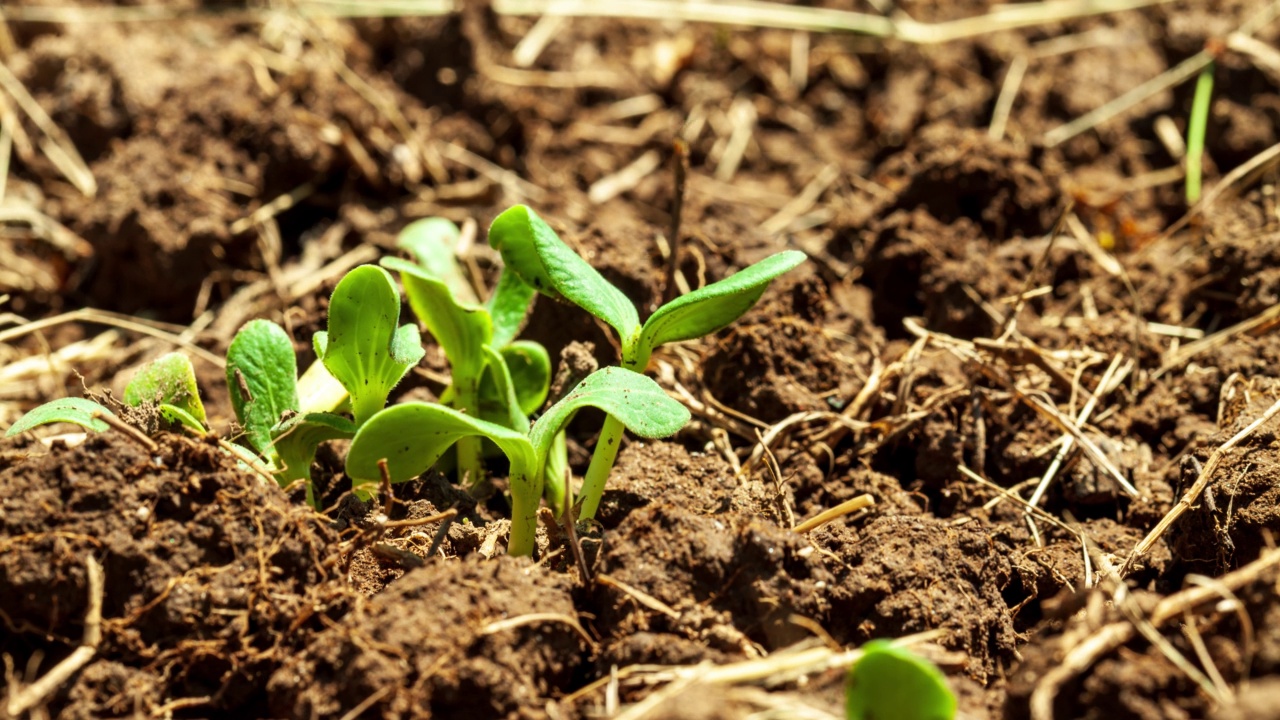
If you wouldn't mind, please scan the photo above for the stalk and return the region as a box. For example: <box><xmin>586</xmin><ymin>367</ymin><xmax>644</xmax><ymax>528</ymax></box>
<box><xmin>577</xmin><ymin>348</ymin><xmax>652</xmax><ymax>519</ymax></box>
<box><xmin>1185</xmin><ymin>62</ymin><xmax>1214</xmax><ymax>204</ymax></box>
<box><xmin>296</xmin><ymin>359</ymin><xmax>349</xmax><ymax>413</ymax></box>
<box><xmin>577</xmin><ymin>414</ymin><xmax>626</xmax><ymax>519</ymax></box>
<box><xmin>453</xmin><ymin>375</ymin><xmax>484</xmax><ymax>489</ymax></box>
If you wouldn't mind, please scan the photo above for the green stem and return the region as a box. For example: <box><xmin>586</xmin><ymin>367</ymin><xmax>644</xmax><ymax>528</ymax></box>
<box><xmin>577</xmin><ymin>346</ymin><xmax>651</xmax><ymax>520</ymax></box>
<box><xmin>1185</xmin><ymin>61</ymin><xmax>1214</xmax><ymax>204</ymax></box>
<box><xmin>577</xmin><ymin>413</ymin><xmax>626</xmax><ymax>519</ymax></box>
<box><xmin>453</xmin><ymin>375</ymin><xmax>484</xmax><ymax>489</ymax></box>
<box><xmin>508</xmin><ymin>463</ymin><xmax>542</xmax><ymax>556</ymax></box>
<box><xmin>297</xmin><ymin>360</ymin><xmax>349</xmax><ymax>414</ymax></box>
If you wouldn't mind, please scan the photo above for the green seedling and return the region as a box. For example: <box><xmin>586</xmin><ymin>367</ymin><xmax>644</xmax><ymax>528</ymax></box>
<box><xmin>6</xmin><ymin>351</ymin><xmax>206</xmax><ymax>437</ymax></box>
<box><xmin>314</xmin><ymin>264</ymin><xmax>425</xmax><ymax>427</ymax></box>
<box><xmin>846</xmin><ymin>641</ymin><xmax>956</xmax><ymax>720</ymax></box>
<box><xmin>226</xmin><ymin>318</ymin><xmax>355</xmax><ymax>507</ymax></box>
<box><xmin>346</xmin><ymin>366</ymin><xmax>689</xmax><ymax>556</ymax></box>
<box><xmin>381</xmin><ymin>217</ymin><xmax>549</xmax><ymax>488</ymax></box>
<box><xmin>7</xmin><ymin>319</ymin><xmax>356</xmax><ymax>508</ymax></box>
<box><xmin>488</xmin><ymin>204</ymin><xmax>805</xmax><ymax>519</ymax></box>
<box><xmin>1185</xmin><ymin>61</ymin><xmax>1215</xmax><ymax>204</ymax></box>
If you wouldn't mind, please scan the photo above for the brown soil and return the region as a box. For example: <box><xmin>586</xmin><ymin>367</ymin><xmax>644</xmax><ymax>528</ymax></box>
<box><xmin>4</xmin><ymin>1</ymin><xmax>1280</xmax><ymax>718</ymax></box>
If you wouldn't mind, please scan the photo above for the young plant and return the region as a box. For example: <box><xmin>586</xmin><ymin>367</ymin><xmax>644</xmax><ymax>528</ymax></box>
<box><xmin>313</xmin><ymin>264</ymin><xmax>425</xmax><ymax>427</ymax></box>
<box><xmin>226</xmin><ymin>318</ymin><xmax>356</xmax><ymax>508</ymax></box>
<box><xmin>346</xmin><ymin>366</ymin><xmax>689</xmax><ymax>556</ymax></box>
<box><xmin>1185</xmin><ymin>61</ymin><xmax>1215</xmax><ymax>204</ymax></box>
<box><xmin>5</xmin><ymin>351</ymin><xmax>207</xmax><ymax>437</ymax></box>
<box><xmin>487</xmin><ymin>205</ymin><xmax>806</xmax><ymax>519</ymax></box>
<box><xmin>6</xmin><ymin>318</ymin><xmax>358</xmax><ymax>509</ymax></box>
<box><xmin>845</xmin><ymin>641</ymin><xmax>956</xmax><ymax>720</ymax></box>
<box><xmin>381</xmin><ymin>217</ymin><xmax>549</xmax><ymax>488</ymax></box>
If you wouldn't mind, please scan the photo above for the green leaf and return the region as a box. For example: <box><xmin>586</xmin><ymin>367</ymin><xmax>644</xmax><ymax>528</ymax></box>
<box><xmin>396</xmin><ymin>217</ymin><xmax>477</xmax><ymax>304</ymax></box>
<box><xmin>123</xmin><ymin>352</ymin><xmax>206</xmax><ymax>424</ymax></box>
<box><xmin>270</xmin><ymin>412</ymin><xmax>357</xmax><ymax>508</ymax></box>
<box><xmin>347</xmin><ymin>403</ymin><xmax>534</xmax><ymax>489</ymax></box>
<box><xmin>488</xmin><ymin>205</ymin><xmax>640</xmax><ymax>343</ymax></box>
<box><xmin>846</xmin><ymin>641</ymin><xmax>956</xmax><ymax>720</ymax></box>
<box><xmin>5</xmin><ymin>397</ymin><xmax>113</xmax><ymax>436</ymax></box>
<box><xmin>226</xmin><ymin>319</ymin><xmax>300</xmax><ymax>460</ymax></box>
<box><xmin>487</xmin><ymin>268</ymin><xmax>537</xmax><ymax>348</ymax></box>
<box><xmin>382</xmin><ymin>256</ymin><xmax>492</xmax><ymax>379</ymax></box>
<box><xmin>158</xmin><ymin>403</ymin><xmax>206</xmax><ymax>433</ymax></box>
<box><xmin>480</xmin><ymin>340</ymin><xmax>550</xmax><ymax>418</ymax></box>
<box><xmin>528</xmin><ymin>367</ymin><xmax>689</xmax><ymax>466</ymax></box>
<box><xmin>320</xmin><ymin>265</ymin><xmax>426</xmax><ymax>427</ymax></box>
<box><xmin>481</xmin><ymin>344</ymin><xmax>529</xmax><ymax>434</ymax></box>
<box><xmin>637</xmin><ymin>251</ymin><xmax>806</xmax><ymax>363</ymax></box>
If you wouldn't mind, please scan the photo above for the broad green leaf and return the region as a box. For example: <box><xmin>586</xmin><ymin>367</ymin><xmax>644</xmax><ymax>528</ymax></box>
<box><xmin>123</xmin><ymin>352</ymin><xmax>206</xmax><ymax>424</ymax></box>
<box><xmin>321</xmin><ymin>265</ymin><xmax>426</xmax><ymax>427</ymax></box>
<box><xmin>528</xmin><ymin>367</ymin><xmax>689</xmax><ymax>467</ymax></box>
<box><xmin>5</xmin><ymin>397</ymin><xmax>113</xmax><ymax>436</ymax></box>
<box><xmin>346</xmin><ymin>403</ymin><xmax>534</xmax><ymax>489</ymax></box>
<box><xmin>382</xmin><ymin>257</ymin><xmax>491</xmax><ymax>379</ymax></box>
<box><xmin>487</xmin><ymin>268</ymin><xmax>537</xmax><ymax>348</ymax></box>
<box><xmin>226</xmin><ymin>319</ymin><xmax>300</xmax><ymax>460</ymax></box>
<box><xmin>479</xmin><ymin>340</ymin><xmax>550</xmax><ymax>419</ymax></box>
<box><xmin>488</xmin><ymin>205</ymin><xmax>640</xmax><ymax>342</ymax></box>
<box><xmin>846</xmin><ymin>641</ymin><xmax>956</xmax><ymax>720</ymax></box>
<box><xmin>637</xmin><ymin>251</ymin><xmax>806</xmax><ymax>363</ymax></box>
<box><xmin>270</xmin><ymin>412</ymin><xmax>357</xmax><ymax>508</ymax></box>
<box><xmin>158</xmin><ymin>403</ymin><xmax>206</xmax><ymax>433</ymax></box>
<box><xmin>396</xmin><ymin>217</ymin><xmax>477</xmax><ymax>304</ymax></box>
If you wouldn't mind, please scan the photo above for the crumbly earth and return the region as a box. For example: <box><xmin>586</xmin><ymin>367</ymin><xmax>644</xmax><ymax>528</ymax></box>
<box><xmin>4</xmin><ymin>1</ymin><xmax>1280</xmax><ymax>718</ymax></box>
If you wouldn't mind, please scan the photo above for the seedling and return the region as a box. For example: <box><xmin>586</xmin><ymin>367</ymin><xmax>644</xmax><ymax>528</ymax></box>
<box><xmin>487</xmin><ymin>205</ymin><xmax>805</xmax><ymax>519</ymax></box>
<box><xmin>382</xmin><ymin>217</ymin><xmax>549</xmax><ymax>488</ymax></box>
<box><xmin>1185</xmin><ymin>61</ymin><xmax>1214</xmax><ymax>204</ymax></box>
<box><xmin>846</xmin><ymin>641</ymin><xmax>956</xmax><ymax>720</ymax></box>
<box><xmin>5</xmin><ymin>351</ymin><xmax>206</xmax><ymax>437</ymax></box>
<box><xmin>313</xmin><ymin>264</ymin><xmax>425</xmax><ymax>427</ymax></box>
<box><xmin>346</xmin><ymin>366</ymin><xmax>689</xmax><ymax>556</ymax></box>
<box><xmin>6</xmin><ymin>317</ymin><xmax>358</xmax><ymax>508</ymax></box>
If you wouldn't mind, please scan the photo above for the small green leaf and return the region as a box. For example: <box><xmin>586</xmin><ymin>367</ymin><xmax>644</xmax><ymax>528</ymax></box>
<box><xmin>846</xmin><ymin>641</ymin><xmax>956</xmax><ymax>720</ymax></box>
<box><xmin>480</xmin><ymin>340</ymin><xmax>550</xmax><ymax>418</ymax></box>
<box><xmin>321</xmin><ymin>265</ymin><xmax>426</xmax><ymax>427</ymax></box>
<box><xmin>124</xmin><ymin>352</ymin><xmax>206</xmax><ymax>424</ymax></box>
<box><xmin>5</xmin><ymin>397</ymin><xmax>113</xmax><ymax>436</ymax></box>
<box><xmin>158</xmin><ymin>403</ymin><xmax>206</xmax><ymax>433</ymax></box>
<box><xmin>638</xmin><ymin>251</ymin><xmax>805</xmax><ymax>362</ymax></box>
<box><xmin>382</xmin><ymin>256</ymin><xmax>492</xmax><ymax>379</ymax></box>
<box><xmin>346</xmin><ymin>403</ymin><xmax>534</xmax><ymax>489</ymax></box>
<box><xmin>271</xmin><ymin>412</ymin><xmax>357</xmax><ymax>508</ymax></box>
<box><xmin>226</xmin><ymin>319</ymin><xmax>300</xmax><ymax>460</ymax></box>
<box><xmin>487</xmin><ymin>268</ymin><xmax>537</xmax><ymax>348</ymax></box>
<box><xmin>528</xmin><ymin>367</ymin><xmax>689</xmax><ymax>465</ymax></box>
<box><xmin>396</xmin><ymin>217</ymin><xmax>477</xmax><ymax>304</ymax></box>
<box><xmin>488</xmin><ymin>205</ymin><xmax>640</xmax><ymax>342</ymax></box>
<box><xmin>481</xmin><ymin>344</ymin><xmax>529</xmax><ymax>433</ymax></box>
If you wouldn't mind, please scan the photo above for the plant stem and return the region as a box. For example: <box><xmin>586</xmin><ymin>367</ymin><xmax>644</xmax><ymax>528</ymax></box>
<box><xmin>296</xmin><ymin>360</ymin><xmax>349</xmax><ymax>414</ymax></box>
<box><xmin>1185</xmin><ymin>61</ymin><xmax>1214</xmax><ymax>204</ymax></box>
<box><xmin>577</xmin><ymin>413</ymin><xmax>626</xmax><ymax>519</ymax></box>
<box><xmin>453</xmin><ymin>375</ymin><xmax>484</xmax><ymax>490</ymax></box>
<box><xmin>508</xmin><ymin>469</ymin><xmax>540</xmax><ymax>556</ymax></box>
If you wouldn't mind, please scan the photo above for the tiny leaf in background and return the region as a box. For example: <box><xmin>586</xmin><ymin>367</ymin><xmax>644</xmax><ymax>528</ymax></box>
<box><xmin>123</xmin><ymin>352</ymin><xmax>206</xmax><ymax>424</ymax></box>
<box><xmin>846</xmin><ymin>641</ymin><xmax>956</xmax><ymax>720</ymax></box>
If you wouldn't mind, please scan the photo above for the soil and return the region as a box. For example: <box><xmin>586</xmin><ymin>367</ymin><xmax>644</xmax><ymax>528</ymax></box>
<box><xmin>4</xmin><ymin>1</ymin><xmax>1280</xmax><ymax>718</ymax></box>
